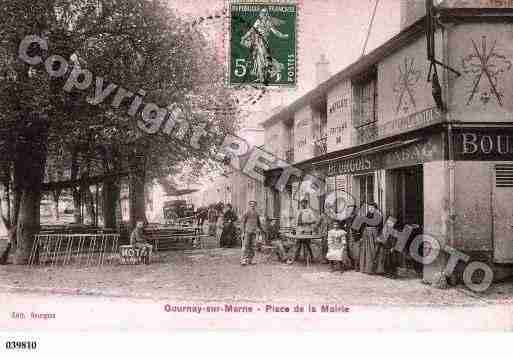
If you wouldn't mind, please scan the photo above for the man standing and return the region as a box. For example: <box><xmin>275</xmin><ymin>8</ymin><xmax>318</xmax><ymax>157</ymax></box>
<box><xmin>240</xmin><ymin>200</ymin><xmax>265</xmax><ymax>265</ymax></box>
<box><xmin>296</xmin><ymin>198</ymin><xmax>317</xmax><ymax>235</ymax></box>
<box><xmin>294</xmin><ymin>198</ymin><xmax>318</xmax><ymax>262</ymax></box>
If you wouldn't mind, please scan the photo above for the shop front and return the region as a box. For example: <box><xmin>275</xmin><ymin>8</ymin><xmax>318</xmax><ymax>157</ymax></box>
<box><xmin>307</xmin><ymin>130</ymin><xmax>444</xmax><ymax>276</ymax></box>
<box><xmin>319</xmin><ymin>132</ymin><xmax>444</xmax><ymax>220</ymax></box>
<box><xmin>449</xmin><ymin>126</ymin><xmax>513</xmax><ymax>280</ymax></box>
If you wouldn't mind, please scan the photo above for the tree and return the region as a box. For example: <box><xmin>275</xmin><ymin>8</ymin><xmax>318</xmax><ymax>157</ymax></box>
<box><xmin>0</xmin><ymin>0</ymin><xmax>238</xmax><ymax>263</ymax></box>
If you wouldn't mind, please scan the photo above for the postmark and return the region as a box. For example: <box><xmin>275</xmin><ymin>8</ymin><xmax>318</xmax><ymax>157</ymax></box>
<box><xmin>229</xmin><ymin>1</ymin><xmax>297</xmax><ymax>86</ymax></box>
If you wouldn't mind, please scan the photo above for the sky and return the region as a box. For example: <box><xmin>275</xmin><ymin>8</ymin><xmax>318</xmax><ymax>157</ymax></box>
<box><xmin>167</xmin><ymin>0</ymin><xmax>401</xmax><ymax>122</ymax></box>
<box><xmin>164</xmin><ymin>0</ymin><xmax>401</xmax><ymax>190</ymax></box>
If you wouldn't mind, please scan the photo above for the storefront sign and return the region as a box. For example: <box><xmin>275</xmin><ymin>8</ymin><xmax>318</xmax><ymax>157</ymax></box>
<box><xmin>356</xmin><ymin>107</ymin><xmax>443</xmax><ymax>145</ymax></box>
<box><xmin>454</xmin><ymin>128</ymin><xmax>513</xmax><ymax>160</ymax></box>
<box><xmin>327</xmin><ymin>155</ymin><xmax>379</xmax><ymax>176</ymax></box>
<box><xmin>325</xmin><ymin>135</ymin><xmax>442</xmax><ymax>175</ymax></box>
<box><xmin>384</xmin><ymin>137</ymin><xmax>442</xmax><ymax>168</ymax></box>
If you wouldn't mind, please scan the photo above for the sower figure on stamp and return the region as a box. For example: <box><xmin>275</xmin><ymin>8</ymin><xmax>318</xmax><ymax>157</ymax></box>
<box><xmin>130</xmin><ymin>221</ymin><xmax>152</xmax><ymax>264</ymax></box>
<box><xmin>240</xmin><ymin>200</ymin><xmax>265</xmax><ymax>266</ymax></box>
<box><xmin>240</xmin><ymin>8</ymin><xmax>289</xmax><ymax>83</ymax></box>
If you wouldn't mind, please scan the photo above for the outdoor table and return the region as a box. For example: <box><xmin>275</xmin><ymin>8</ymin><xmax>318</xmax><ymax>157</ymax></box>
<box><xmin>283</xmin><ymin>234</ymin><xmax>322</xmax><ymax>266</ymax></box>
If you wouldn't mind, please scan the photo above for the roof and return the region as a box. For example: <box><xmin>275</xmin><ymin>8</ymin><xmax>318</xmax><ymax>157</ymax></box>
<box><xmin>260</xmin><ymin>7</ymin><xmax>513</xmax><ymax>129</ymax></box>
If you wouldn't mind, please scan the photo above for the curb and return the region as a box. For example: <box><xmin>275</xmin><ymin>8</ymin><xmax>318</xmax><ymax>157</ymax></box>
<box><xmin>1</xmin><ymin>284</ymin><xmax>510</xmax><ymax>308</ymax></box>
<box><xmin>0</xmin><ymin>285</ymin><xmax>131</xmax><ymax>299</ymax></box>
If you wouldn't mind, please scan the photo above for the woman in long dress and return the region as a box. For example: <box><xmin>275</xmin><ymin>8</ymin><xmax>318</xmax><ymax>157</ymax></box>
<box><xmin>215</xmin><ymin>204</ymin><xmax>225</xmax><ymax>246</ymax></box>
<box><xmin>359</xmin><ymin>202</ymin><xmax>384</xmax><ymax>274</ymax></box>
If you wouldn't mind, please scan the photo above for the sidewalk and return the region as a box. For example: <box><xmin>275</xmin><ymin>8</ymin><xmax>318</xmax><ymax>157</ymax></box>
<box><xmin>0</xmin><ymin>248</ymin><xmax>510</xmax><ymax>306</ymax></box>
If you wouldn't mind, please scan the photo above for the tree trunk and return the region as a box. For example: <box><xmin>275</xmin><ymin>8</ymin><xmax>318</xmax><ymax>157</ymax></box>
<box><xmin>51</xmin><ymin>189</ymin><xmax>61</xmax><ymax>221</ymax></box>
<box><xmin>0</xmin><ymin>166</ymin><xmax>11</xmax><ymax>224</ymax></box>
<box><xmin>14</xmin><ymin>190</ymin><xmax>41</xmax><ymax>264</ymax></box>
<box><xmin>70</xmin><ymin>149</ymin><xmax>82</xmax><ymax>223</ymax></box>
<box><xmin>72</xmin><ymin>188</ymin><xmax>82</xmax><ymax>223</ymax></box>
<box><xmin>103</xmin><ymin>178</ymin><xmax>119</xmax><ymax>228</ymax></box>
<box><xmin>0</xmin><ymin>186</ymin><xmax>16</xmax><ymax>264</ymax></box>
<box><xmin>128</xmin><ymin>152</ymin><xmax>147</xmax><ymax>230</ymax></box>
<box><xmin>0</xmin><ymin>178</ymin><xmax>12</xmax><ymax>264</ymax></box>
<box><xmin>82</xmin><ymin>185</ymin><xmax>95</xmax><ymax>224</ymax></box>
<box><xmin>10</xmin><ymin>174</ymin><xmax>20</xmax><ymax>228</ymax></box>
<box><xmin>13</xmin><ymin>114</ymin><xmax>49</xmax><ymax>265</ymax></box>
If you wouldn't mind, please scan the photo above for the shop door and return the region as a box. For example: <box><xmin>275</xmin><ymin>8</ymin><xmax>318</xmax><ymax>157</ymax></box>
<box><xmin>493</xmin><ymin>164</ymin><xmax>513</xmax><ymax>263</ymax></box>
<box><xmin>394</xmin><ymin>165</ymin><xmax>423</xmax><ymax>228</ymax></box>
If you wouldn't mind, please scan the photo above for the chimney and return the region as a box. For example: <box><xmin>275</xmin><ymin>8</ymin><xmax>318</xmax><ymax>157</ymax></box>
<box><xmin>315</xmin><ymin>54</ymin><xmax>331</xmax><ymax>85</ymax></box>
<box><xmin>400</xmin><ymin>0</ymin><xmax>427</xmax><ymax>30</ymax></box>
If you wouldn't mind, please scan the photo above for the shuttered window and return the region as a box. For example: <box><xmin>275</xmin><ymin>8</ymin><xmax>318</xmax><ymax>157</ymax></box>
<box><xmin>496</xmin><ymin>164</ymin><xmax>513</xmax><ymax>188</ymax></box>
<box><xmin>352</xmin><ymin>72</ymin><xmax>377</xmax><ymax>128</ymax></box>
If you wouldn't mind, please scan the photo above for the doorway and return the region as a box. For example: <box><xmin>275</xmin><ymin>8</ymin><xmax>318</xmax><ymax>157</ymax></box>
<box><xmin>390</xmin><ymin>164</ymin><xmax>424</xmax><ymax>275</ymax></box>
<box><xmin>392</xmin><ymin>165</ymin><xmax>424</xmax><ymax>228</ymax></box>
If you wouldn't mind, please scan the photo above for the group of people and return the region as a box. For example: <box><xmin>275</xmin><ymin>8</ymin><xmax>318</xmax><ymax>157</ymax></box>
<box><xmin>129</xmin><ymin>197</ymin><xmax>403</xmax><ymax>276</ymax></box>
<box><xmin>318</xmin><ymin>200</ymin><xmax>400</xmax><ymax>277</ymax></box>
<box><xmin>196</xmin><ymin>202</ymin><xmax>239</xmax><ymax>248</ymax></box>
<box><xmin>236</xmin><ymin>197</ymin><xmax>401</xmax><ymax>277</ymax></box>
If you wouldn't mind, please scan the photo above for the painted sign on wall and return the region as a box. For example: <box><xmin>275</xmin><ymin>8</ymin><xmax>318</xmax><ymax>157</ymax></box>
<box><xmin>294</xmin><ymin>106</ymin><xmax>314</xmax><ymax>162</ymax></box>
<box><xmin>439</xmin><ymin>0</ymin><xmax>513</xmax><ymax>8</ymax></box>
<box><xmin>378</xmin><ymin>36</ymin><xmax>438</xmax><ymax>139</ymax></box>
<box><xmin>264</xmin><ymin>121</ymin><xmax>288</xmax><ymax>159</ymax></box>
<box><xmin>356</xmin><ymin>107</ymin><xmax>443</xmax><ymax>145</ymax></box>
<box><xmin>450</xmin><ymin>24</ymin><xmax>513</xmax><ymax>123</ymax></box>
<box><xmin>327</xmin><ymin>81</ymin><xmax>352</xmax><ymax>152</ymax></box>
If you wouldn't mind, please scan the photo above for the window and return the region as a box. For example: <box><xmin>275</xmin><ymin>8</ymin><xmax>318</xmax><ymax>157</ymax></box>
<box><xmin>352</xmin><ymin>70</ymin><xmax>378</xmax><ymax>129</ymax></box>
<box><xmin>319</xmin><ymin>102</ymin><xmax>327</xmax><ymax>138</ymax></box>
<box><xmin>286</xmin><ymin>121</ymin><xmax>294</xmax><ymax>162</ymax></box>
<box><xmin>325</xmin><ymin>175</ymin><xmax>350</xmax><ymax>215</ymax></box>
<box><xmin>358</xmin><ymin>173</ymin><xmax>374</xmax><ymax>206</ymax></box>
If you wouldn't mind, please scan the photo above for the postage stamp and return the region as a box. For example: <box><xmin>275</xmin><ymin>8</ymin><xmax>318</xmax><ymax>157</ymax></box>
<box><xmin>229</xmin><ymin>1</ymin><xmax>297</xmax><ymax>86</ymax></box>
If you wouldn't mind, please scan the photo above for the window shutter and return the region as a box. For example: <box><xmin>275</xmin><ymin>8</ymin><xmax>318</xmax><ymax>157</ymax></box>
<box><xmin>496</xmin><ymin>164</ymin><xmax>513</xmax><ymax>188</ymax></box>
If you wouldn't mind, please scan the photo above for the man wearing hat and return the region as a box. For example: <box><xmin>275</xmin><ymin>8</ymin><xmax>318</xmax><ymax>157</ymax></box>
<box><xmin>296</xmin><ymin>198</ymin><xmax>317</xmax><ymax>235</ymax></box>
<box><xmin>240</xmin><ymin>200</ymin><xmax>265</xmax><ymax>265</ymax></box>
<box><xmin>292</xmin><ymin>197</ymin><xmax>318</xmax><ymax>262</ymax></box>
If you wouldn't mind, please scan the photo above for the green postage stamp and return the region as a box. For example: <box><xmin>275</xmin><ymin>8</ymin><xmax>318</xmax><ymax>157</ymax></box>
<box><xmin>229</xmin><ymin>1</ymin><xmax>297</xmax><ymax>86</ymax></box>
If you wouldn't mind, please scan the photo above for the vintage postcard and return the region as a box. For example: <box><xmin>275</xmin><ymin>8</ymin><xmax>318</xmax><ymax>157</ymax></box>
<box><xmin>2</xmin><ymin>0</ymin><xmax>513</xmax><ymax>355</ymax></box>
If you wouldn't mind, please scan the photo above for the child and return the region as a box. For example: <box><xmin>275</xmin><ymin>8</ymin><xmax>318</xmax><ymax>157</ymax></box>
<box><xmin>326</xmin><ymin>221</ymin><xmax>347</xmax><ymax>273</ymax></box>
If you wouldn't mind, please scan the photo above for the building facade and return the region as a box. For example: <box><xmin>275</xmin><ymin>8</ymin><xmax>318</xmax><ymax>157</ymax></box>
<box><xmin>197</xmin><ymin>127</ymin><xmax>266</xmax><ymax>217</ymax></box>
<box><xmin>262</xmin><ymin>3</ymin><xmax>513</xmax><ymax>284</ymax></box>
